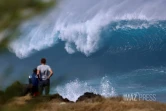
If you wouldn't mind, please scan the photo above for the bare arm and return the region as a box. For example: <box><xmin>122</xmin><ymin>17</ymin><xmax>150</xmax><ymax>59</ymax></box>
<box><xmin>37</xmin><ymin>69</ymin><xmax>40</xmax><ymax>79</ymax></box>
<box><xmin>48</xmin><ymin>69</ymin><xmax>53</xmax><ymax>79</ymax></box>
<box><xmin>37</xmin><ymin>70</ymin><xmax>40</xmax><ymax>75</ymax></box>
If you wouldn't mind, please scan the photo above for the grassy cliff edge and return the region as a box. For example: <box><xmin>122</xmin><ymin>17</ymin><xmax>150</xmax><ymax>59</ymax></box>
<box><xmin>0</xmin><ymin>81</ymin><xmax>166</xmax><ymax>111</ymax></box>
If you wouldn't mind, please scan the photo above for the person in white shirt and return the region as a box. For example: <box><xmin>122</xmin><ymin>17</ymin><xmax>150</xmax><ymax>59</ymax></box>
<box><xmin>37</xmin><ymin>58</ymin><xmax>53</xmax><ymax>95</ymax></box>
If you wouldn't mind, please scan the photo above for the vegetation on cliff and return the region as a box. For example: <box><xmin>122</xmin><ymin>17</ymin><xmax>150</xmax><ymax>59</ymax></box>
<box><xmin>0</xmin><ymin>0</ymin><xmax>55</xmax><ymax>51</ymax></box>
<box><xmin>0</xmin><ymin>81</ymin><xmax>166</xmax><ymax>111</ymax></box>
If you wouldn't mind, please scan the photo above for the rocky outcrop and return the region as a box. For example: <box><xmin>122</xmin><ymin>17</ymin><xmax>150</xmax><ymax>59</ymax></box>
<box><xmin>76</xmin><ymin>92</ymin><xmax>103</xmax><ymax>102</ymax></box>
<box><xmin>33</xmin><ymin>94</ymin><xmax>71</xmax><ymax>103</ymax></box>
<box><xmin>1</xmin><ymin>91</ymin><xmax>166</xmax><ymax>111</ymax></box>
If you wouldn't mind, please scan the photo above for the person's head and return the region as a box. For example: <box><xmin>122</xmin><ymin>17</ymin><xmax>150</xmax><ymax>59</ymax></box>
<box><xmin>41</xmin><ymin>58</ymin><xmax>46</xmax><ymax>64</ymax></box>
<box><xmin>33</xmin><ymin>68</ymin><xmax>37</xmax><ymax>74</ymax></box>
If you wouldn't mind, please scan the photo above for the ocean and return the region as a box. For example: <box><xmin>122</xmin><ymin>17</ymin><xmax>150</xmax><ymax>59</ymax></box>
<box><xmin>0</xmin><ymin>0</ymin><xmax>166</xmax><ymax>102</ymax></box>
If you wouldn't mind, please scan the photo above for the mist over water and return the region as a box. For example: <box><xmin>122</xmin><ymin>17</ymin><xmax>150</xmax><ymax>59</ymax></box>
<box><xmin>0</xmin><ymin>0</ymin><xmax>166</xmax><ymax>102</ymax></box>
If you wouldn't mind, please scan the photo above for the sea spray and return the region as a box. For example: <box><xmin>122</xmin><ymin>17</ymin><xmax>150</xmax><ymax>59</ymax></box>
<box><xmin>100</xmin><ymin>76</ymin><xmax>116</xmax><ymax>97</ymax></box>
<box><xmin>55</xmin><ymin>76</ymin><xmax>116</xmax><ymax>102</ymax></box>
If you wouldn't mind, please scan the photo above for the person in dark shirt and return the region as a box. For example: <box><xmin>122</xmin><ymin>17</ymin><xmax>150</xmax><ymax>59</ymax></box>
<box><xmin>29</xmin><ymin>68</ymin><xmax>39</xmax><ymax>96</ymax></box>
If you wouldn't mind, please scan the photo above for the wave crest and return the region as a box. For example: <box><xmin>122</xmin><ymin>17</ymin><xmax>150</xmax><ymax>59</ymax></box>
<box><xmin>9</xmin><ymin>0</ymin><xmax>166</xmax><ymax>58</ymax></box>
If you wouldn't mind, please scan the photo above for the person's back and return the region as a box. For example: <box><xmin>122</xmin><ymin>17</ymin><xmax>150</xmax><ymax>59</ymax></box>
<box><xmin>37</xmin><ymin>64</ymin><xmax>51</xmax><ymax>81</ymax></box>
<box><xmin>37</xmin><ymin>58</ymin><xmax>53</xmax><ymax>95</ymax></box>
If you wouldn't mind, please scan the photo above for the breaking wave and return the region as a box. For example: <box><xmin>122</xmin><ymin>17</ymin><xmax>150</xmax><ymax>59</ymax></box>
<box><xmin>8</xmin><ymin>0</ymin><xmax>166</xmax><ymax>58</ymax></box>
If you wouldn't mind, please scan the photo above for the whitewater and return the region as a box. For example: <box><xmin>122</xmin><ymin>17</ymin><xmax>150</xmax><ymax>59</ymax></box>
<box><xmin>8</xmin><ymin>0</ymin><xmax>166</xmax><ymax>58</ymax></box>
<box><xmin>0</xmin><ymin>0</ymin><xmax>166</xmax><ymax>102</ymax></box>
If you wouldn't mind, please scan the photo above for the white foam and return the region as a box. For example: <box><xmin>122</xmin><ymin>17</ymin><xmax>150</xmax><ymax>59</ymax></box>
<box><xmin>9</xmin><ymin>0</ymin><xmax>166</xmax><ymax>58</ymax></box>
<box><xmin>55</xmin><ymin>77</ymin><xmax>116</xmax><ymax>102</ymax></box>
<box><xmin>100</xmin><ymin>76</ymin><xmax>116</xmax><ymax>97</ymax></box>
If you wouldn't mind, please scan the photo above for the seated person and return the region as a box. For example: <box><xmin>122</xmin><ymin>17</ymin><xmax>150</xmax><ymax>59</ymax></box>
<box><xmin>29</xmin><ymin>68</ymin><xmax>39</xmax><ymax>96</ymax></box>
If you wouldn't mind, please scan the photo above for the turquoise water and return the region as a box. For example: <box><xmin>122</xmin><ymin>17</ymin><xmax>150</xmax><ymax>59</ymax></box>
<box><xmin>0</xmin><ymin>0</ymin><xmax>166</xmax><ymax>102</ymax></box>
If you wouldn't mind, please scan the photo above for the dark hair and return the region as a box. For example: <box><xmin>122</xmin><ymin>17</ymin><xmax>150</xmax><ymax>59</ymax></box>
<box><xmin>33</xmin><ymin>68</ymin><xmax>37</xmax><ymax>74</ymax></box>
<box><xmin>41</xmin><ymin>58</ymin><xmax>46</xmax><ymax>64</ymax></box>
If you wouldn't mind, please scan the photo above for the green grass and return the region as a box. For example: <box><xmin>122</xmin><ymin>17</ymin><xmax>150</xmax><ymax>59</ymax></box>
<box><xmin>0</xmin><ymin>81</ymin><xmax>23</xmax><ymax>104</ymax></box>
<box><xmin>0</xmin><ymin>0</ymin><xmax>55</xmax><ymax>30</ymax></box>
<box><xmin>0</xmin><ymin>0</ymin><xmax>56</xmax><ymax>52</ymax></box>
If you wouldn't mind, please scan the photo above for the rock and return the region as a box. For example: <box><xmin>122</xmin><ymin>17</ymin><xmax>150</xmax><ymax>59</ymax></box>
<box><xmin>30</xmin><ymin>93</ymin><xmax>71</xmax><ymax>103</ymax></box>
<box><xmin>76</xmin><ymin>92</ymin><xmax>103</xmax><ymax>102</ymax></box>
<box><xmin>49</xmin><ymin>94</ymin><xmax>70</xmax><ymax>102</ymax></box>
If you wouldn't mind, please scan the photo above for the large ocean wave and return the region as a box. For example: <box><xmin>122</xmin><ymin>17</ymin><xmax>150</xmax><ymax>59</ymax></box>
<box><xmin>0</xmin><ymin>0</ymin><xmax>166</xmax><ymax>102</ymax></box>
<box><xmin>8</xmin><ymin>0</ymin><xmax>166</xmax><ymax>58</ymax></box>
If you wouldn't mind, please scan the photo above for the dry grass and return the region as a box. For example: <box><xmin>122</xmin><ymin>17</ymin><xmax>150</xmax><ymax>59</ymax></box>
<box><xmin>1</xmin><ymin>95</ymin><xmax>166</xmax><ymax>111</ymax></box>
<box><xmin>0</xmin><ymin>94</ymin><xmax>33</xmax><ymax>111</ymax></box>
<box><xmin>7</xmin><ymin>94</ymin><xmax>32</xmax><ymax>106</ymax></box>
<box><xmin>34</xmin><ymin>97</ymin><xmax>166</xmax><ymax>111</ymax></box>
